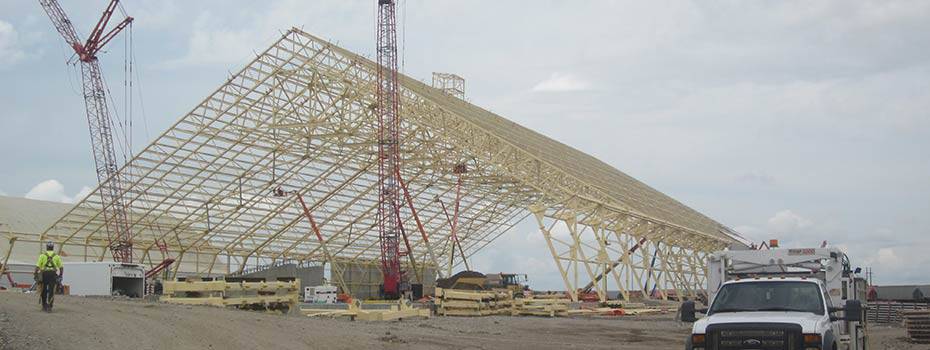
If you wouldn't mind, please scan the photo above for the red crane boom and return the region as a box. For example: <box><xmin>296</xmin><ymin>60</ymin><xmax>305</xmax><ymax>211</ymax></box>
<box><xmin>376</xmin><ymin>0</ymin><xmax>403</xmax><ymax>298</ymax></box>
<box><xmin>38</xmin><ymin>0</ymin><xmax>135</xmax><ymax>262</ymax></box>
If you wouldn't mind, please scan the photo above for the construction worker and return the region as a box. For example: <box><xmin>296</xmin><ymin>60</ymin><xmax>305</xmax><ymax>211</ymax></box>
<box><xmin>35</xmin><ymin>242</ymin><xmax>63</xmax><ymax>312</ymax></box>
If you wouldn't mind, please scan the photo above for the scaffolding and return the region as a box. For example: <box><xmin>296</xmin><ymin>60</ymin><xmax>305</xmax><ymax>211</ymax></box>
<box><xmin>29</xmin><ymin>28</ymin><xmax>743</xmax><ymax>300</ymax></box>
<box><xmin>431</xmin><ymin>72</ymin><xmax>465</xmax><ymax>100</ymax></box>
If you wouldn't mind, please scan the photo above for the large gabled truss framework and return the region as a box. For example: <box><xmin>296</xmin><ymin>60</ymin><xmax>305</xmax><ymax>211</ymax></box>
<box><xmin>29</xmin><ymin>28</ymin><xmax>743</xmax><ymax>300</ymax></box>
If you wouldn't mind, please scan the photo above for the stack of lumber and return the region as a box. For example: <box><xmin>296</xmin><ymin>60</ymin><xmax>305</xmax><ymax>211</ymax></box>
<box><xmin>161</xmin><ymin>279</ymin><xmax>300</xmax><ymax>311</ymax></box>
<box><xmin>902</xmin><ymin>309</ymin><xmax>930</xmax><ymax>343</ymax></box>
<box><xmin>564</xmin><ymin>304</ymin><xmax>666</xmax><ymax>317</ymax></box>
<box><xmin>300</xmin><ymin>300</ymin><xmax>430</xmax><ymax>321</ymax></box>
<box><xmin>435</xmin><ymin>288</ymin><xmax>513</xmax><ymax>316</ymax></box>
<box><xmin>622</xmin><ymin>307</ymin><xmax>664</xmax><ymax>316</ymax></box>
<box><xmin>565</xmin><ymin>307</ymin><xmax>624</xmax><ymax>317</ymax></box>
<box><xmin>355</xmin><ymin>301</ymin><xmax>431</xmax><ymax>321</ymax></box>
<box><xmin>869</xmin><ymin>302</ymin><xmax>927</xmax><ymax>323</ymax></box>
<box><xmin>300</xmin><ymin>304</ymin><xmax>356</xmax><ymax>319</ymax></box>
<box><xmin>513</xmin><ymin>297</ymin><xmax>570</xmax><ymax>317</ymax></box>
<box><xmin>618</xmin><ymin>302</ymin><xmax>646</xmax><ymax>309</ymax></box>
<box><xmin>621</xmin><ymin>301</ymin><xmax>668</xmax><ymax>315</ymax></box>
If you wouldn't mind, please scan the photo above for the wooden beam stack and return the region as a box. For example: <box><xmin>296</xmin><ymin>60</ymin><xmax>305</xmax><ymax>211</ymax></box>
<box><xmin>868</xmin><ymin>301</ymin><xmax>927</xmax><ymax>323</ymax></box>
<box><xmin>435</xmin><ymin>288</ymin><xmax>513</xmax><ymax>316</ymax></box>
<box><xmin>903</xmin><ymin>309</ymin><xmax>930</xmax><ymax>343</ymax></box>
<box><xmin>161</xmin><ymin>279</ymin><xmax>300</xmax><ymax>311</ymax></box>
<box><xmin>300</xmin><ymin>300</ymin><xmax>430</xmax><ymax>321</ymax></box>
<box><xmin>513</xmin><ymin>297</ymin><xmax>570</xmax><ymax>317</ymax></box>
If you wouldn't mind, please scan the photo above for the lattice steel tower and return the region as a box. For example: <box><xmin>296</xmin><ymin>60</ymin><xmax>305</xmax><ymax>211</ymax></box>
<box><xmin>376</xmin><ymin>0</ymin><xmax>403</xmax><ymax>298</ymax></box>
<box><xmin>38</xmin><ymin>0</ymin><xmax>134</xmax><ymax>262</ymax></box>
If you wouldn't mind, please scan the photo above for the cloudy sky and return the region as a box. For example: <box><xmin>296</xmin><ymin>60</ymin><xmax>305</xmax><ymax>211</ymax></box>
<box><xmin>1</xmin><ymin>1</ymin><xmax>928</xmax><ymax>288</ymax></box>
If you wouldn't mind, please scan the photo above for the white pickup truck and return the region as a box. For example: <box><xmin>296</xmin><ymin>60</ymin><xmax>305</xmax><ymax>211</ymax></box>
<box><xmin>680</xmin><ymin>247</ymin><xmax>867</xmax><ymax>350</ymax></box>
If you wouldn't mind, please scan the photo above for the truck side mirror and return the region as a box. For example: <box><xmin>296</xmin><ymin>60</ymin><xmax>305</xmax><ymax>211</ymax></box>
<box><xmin>680</xmin><ymin>300</ymin><xmax>698</xmax><ymax>322</ymax></box>
<box><xmin>844</xmin><ymin>300</ymin><xmax>862</xmax><ymax>322</ymax></box>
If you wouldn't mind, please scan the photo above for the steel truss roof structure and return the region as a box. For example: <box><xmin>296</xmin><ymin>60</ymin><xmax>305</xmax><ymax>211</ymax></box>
<box><xmin>35</xmin><ymin>28</ymin><xmax>743</xmax><ymax>300</ymax></box>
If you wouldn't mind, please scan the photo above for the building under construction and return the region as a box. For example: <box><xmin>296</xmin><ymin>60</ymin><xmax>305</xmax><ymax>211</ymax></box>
<box><xmin>1</xmin><ymin>28</ymin><xmax>743</xmax><ymax>303</ymax></box>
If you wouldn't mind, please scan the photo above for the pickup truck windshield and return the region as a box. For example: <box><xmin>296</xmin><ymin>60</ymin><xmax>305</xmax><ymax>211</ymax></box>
<box><xmin>708</xmin><ymin>281</ymin><xmax>825</xmax><ymax>315</ymax></box>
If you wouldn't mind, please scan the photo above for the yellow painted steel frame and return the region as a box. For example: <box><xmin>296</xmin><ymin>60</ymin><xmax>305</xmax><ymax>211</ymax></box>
<box><xmin>31</xmin><ymin>28</ymin><xmax>741</xmax><ymax>299</ymax></box>
<box><xmin>531</xmin><ymin>206</ymin><xmax>719</xmax><ymax>302</ymax></box>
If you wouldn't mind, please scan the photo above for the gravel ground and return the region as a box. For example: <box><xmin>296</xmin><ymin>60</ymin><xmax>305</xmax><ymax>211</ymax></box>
<box><xmin>0</xmin><ymin>291</ymin><xmax>917</xmax><ymax>349</ymax></box>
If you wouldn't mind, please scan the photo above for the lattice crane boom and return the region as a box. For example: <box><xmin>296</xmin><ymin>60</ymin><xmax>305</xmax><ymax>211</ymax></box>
<box><xmin>376</xmin><ymin>0</ymin><xmax>403</xmax><ymax>298</ymax></box>
<box><xmin>38</xmin><ymin>0</ymin><xmax>134</xmax><ymax>262</ymax></box>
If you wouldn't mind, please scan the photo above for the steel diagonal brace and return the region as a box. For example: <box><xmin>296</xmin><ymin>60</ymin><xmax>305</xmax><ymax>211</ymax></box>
<box><xmin>295</xmin><ymin>193</ymin><xmax>349</xmax><ymax>294</ymax></box>
<box><xmin>561</xmin><ymin>217</ymin><xmax>603</xmax><ymax>301</ymax></box>
<box><xmin>1</xmin><ymin>236</ymin><xmax>15</xmax><ymax>277</ymax></box>
<box><xmin>395</xmin><ymin>210</ymin><xmax>420</xmax><ymax>282</ymax></box>
<box><xmin>647</xmin><ymin>245</ymin><xmax>660</xmax><ymax>294</ymax></box>
<box><xmin>437</xmin><ymin>196</ymin><xmax>470</xmax><ymax>274</ymax></box>
<box><xmin>396</xmin><ymin>168</ymin><xmax>441</xmax><ymax>278</ymax></box>
<box><xmin>581</xmin><ymin>236</ymin><xmax>648</xmax><ymax>293</ymax></box>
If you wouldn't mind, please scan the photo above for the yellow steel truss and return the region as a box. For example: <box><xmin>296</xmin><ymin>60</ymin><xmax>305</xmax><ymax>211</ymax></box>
<box><xmin>24</xmin><ymin>28</ymin><xmax>741</xmax><ymax>299</ymax></box>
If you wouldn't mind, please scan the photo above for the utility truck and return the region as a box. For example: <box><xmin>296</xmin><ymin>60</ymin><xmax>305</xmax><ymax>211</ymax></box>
<box><xmin>680</xmin><ymin>246</ymin><xmax>868</xmax><ymax>350</ymax></box>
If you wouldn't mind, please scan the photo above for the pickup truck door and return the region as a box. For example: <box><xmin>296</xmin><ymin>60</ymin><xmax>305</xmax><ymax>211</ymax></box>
<box><xmin>823</xmin><ymin>287</ymin><xmax>843</xmax><ymax>348</ymax></box>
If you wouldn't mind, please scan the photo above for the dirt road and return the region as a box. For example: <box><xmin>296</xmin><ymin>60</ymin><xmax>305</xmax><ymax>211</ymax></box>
<box><xmin>0</xmin><ymin>291</ymin><xmax>687</xmax><ymax>350</ymax></box>
<box><xmin>0</xmin><ymin>292</ymin><xmax>916</xmax><ymax>349</ymax></box>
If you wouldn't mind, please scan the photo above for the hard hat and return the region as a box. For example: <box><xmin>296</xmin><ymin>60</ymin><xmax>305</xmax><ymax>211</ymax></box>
<box><xmin>45</xmin><ymin>241</ymin><xmax>54</xmax><ymax>250</ymax></box>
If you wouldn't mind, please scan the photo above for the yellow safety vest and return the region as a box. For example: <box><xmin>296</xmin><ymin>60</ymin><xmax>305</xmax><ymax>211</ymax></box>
<box><xmin>37</xmin><ymin>251</ymin><xmax>62</xmax><ymax>271</ymax></box>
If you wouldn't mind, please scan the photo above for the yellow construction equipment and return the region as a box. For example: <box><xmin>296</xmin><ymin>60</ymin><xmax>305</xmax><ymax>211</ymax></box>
<box><xmin>486</xmin><ymin>273</ymin><xmax>530</xmax><ymax>298</ymax></box>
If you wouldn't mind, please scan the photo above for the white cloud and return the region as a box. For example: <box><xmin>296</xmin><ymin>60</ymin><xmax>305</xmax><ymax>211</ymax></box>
<box><xmin>165</xmin><ymin>12</ymin><xmax>258</xmax><ymax>67</ymax></box>
<box><xmin>874</xmin><ymin>248</ymin><xmax>902</xmax><ymax>267</ymax></box>
<box><xmin>766</xmin><ymin>209</ymin><xmax>812</xmax><ymax>233</ymax></box>
<box><xmin>73</xmin><ymin>186</ymin><xmax>93</xmax><ymax>203</ymax></box>
<box><xmin>732</xmin><ymin>225</ymin><xmax>763</xmax><ymax>241</ymax></box>
<box><xmin>531</xmin><ymin>73</ymin><xmax>591</xmax><ymax>92</ymax></box>
<box><xmin>0</xmin><ymin>20</ymin><xmax>25</xmax><ymax>68</ymax></box>
<box><xmin>24</xmin><ymin>179</ymin><xmax>92</xmax><ymax>204</ymax></box>
<box><xmin>736</xmin><ymin>171</ymin><xmax>776</xmax><ymax>186</ymax></box>
<box><xmin>163</xmin><ymin>1</ymin><xmax>372</xmax><ymax>68</ymax></box>
<box><xmin>861</xmin><ymin>246</ymin><xmax>908</xmax><ymax>272</ymax></box>
<box><xmin>514</xmin><ymin>256</ymin><xmax>554</xmax><ymax>279</ymax></box>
